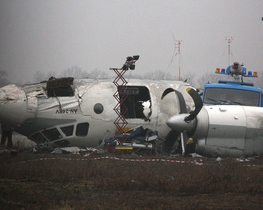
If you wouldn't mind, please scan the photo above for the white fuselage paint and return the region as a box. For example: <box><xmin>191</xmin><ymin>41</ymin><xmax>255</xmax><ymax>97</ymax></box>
<box><xmin>0</xmin><ymin>79</ymin><xmax>194</xmax><ymax>148</ymax></box>
<box><xmin>194</xmin><ymin>105</ymin><xmax>263</xmax><ymax>157</ymax></box>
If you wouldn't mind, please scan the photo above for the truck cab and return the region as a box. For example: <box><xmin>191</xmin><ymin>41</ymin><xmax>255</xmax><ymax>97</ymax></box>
<box><xmin>202</xmin><ymin>62</ymin><xmax>262</xmax><ymax>107</ymax></box>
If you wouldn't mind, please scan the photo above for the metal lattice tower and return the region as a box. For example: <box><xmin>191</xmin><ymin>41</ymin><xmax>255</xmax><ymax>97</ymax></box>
<box><xmin>110</xmin><ymin>55</ymin><xmax>139</xmax><ymax>144</ymax></box>
<box><xmin>175</xmin><ymin>40</ymin><xmax>182</xmax><ymax>80</ymax></box>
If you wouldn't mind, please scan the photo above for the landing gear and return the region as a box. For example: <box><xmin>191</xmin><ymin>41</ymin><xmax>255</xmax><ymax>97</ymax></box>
<box><xmin>163</xmin><ymin>131</ymin><xmax>181</xmax><ymax>155</ymax></box>
<box><xmin>163</xmin><ymin>131</ymin><xmax>195</xmax><ymax>156</ymax></box>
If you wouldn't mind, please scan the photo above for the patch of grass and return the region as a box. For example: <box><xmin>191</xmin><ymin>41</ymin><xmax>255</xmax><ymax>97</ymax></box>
<box><xmin>0</xmin><ymin>152</ymin><xmax>263</xmax><ymax>209</ymax></box>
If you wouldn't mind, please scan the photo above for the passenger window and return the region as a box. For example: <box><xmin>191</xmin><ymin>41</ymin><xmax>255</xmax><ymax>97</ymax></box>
<box><xmin>76</xmin><ymin>122</ymin><xmax>89</xmax><ymax>136</ymax></box>
<box><xmin>94</xmin><ymin>103</ymin><xmax>104</xmax><ymax>114</ymax></box>
<box><xmin>42</xmin><ymin>128</ymin><xmax>63</xmax><ymax>141</ymax></box>
<box><xmin>60</xmin><ymin>125</ymin><xmax>74</xmax><ymax>136</ymax></box>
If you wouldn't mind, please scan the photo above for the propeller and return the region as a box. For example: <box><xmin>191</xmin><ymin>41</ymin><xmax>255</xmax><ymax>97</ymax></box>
<box><xmin>162</xmin><ymin>87</ymin><xmax>203</xmax><ymax>155</ymax></box>
<box><xmin>184</xmin><ymin>87</ymin><xmax>203</xmax><ymax>121</ymax></box>
<box><xmin>161</xmin><ymin>87</ymin><xmax>188</xmax><ymax>155</ymax></box>
<box><xmin>161</xmin><ymin>88</ymin><xmax>187</xmax><ymax>114</ymax></box>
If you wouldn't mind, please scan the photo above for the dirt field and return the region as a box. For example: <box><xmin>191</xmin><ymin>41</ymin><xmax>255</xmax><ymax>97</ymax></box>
<box><xmin>0</xmin><ymin>150</ymin><xmax>263</xmax><ymax>210</ymax></box>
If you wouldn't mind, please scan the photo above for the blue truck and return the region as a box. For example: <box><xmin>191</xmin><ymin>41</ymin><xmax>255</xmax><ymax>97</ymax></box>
<box><xmin>202</xmin><ymin>62</ymin><xmax>262</xmax><ymax>107</ymax></box>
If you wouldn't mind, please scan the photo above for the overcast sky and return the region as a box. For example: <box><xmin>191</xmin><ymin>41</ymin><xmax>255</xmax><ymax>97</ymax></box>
<box><xmin>0</xmin><ymin>0</ymin><xmax>263</xmax><ymax>84</ymax></box>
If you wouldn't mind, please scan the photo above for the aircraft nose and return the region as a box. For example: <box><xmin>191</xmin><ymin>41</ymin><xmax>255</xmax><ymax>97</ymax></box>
<box><xmin>0</xmin><ymin>86</ymin><xmax>8</xmax><ymax>101</ymax></box>
<box><xmin>0</xmin><ymin>84</ymin><xmax>27</xmax><ymax>126</ymax></box>
<box><xmin>166</xmin><ymin>113</ymin><xmax>196</xmax><ymax>134</ymax></box>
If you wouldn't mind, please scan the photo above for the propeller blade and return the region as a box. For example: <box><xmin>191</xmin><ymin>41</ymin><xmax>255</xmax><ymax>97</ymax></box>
<box><xmin>180</xmin><ymin>132</ymin><xmax>188</xmax><ymax>156</ymax></box>
<box><xmin>161</xmin><ymin>88</ymin><xmax>187</xmax><ymax>114</ymax></box>
<box><xmin>162</xmin><ymin>87</ymin><xmax>191</xmax><ymax>156</ymax></box>
<box><xmin>184</xmin><ymin>87</ymin><xmax>203</xmax><ymax>121</ymax></box>
<box><xmin>161</xmin><ymin>87</ymin><xmax>173</xmax><ymax>99</ymax></box>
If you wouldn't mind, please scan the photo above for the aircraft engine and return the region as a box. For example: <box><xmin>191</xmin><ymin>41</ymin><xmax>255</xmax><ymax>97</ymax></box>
<box><xmin>161</xmin><ymin>87</ymin><xmax>203</xmax><ymax>155</ymax></box>
<box><xmin>163</xmin><ymin>87</ymin><xmax>263</xmax><ymax>157</ymax></box>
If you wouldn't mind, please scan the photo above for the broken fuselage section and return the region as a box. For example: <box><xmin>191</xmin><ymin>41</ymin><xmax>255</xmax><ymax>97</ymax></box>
<box><xmin>0</xmin><ymin>77</ymin><xmax>194</xmax><ymax>151</ymax></box>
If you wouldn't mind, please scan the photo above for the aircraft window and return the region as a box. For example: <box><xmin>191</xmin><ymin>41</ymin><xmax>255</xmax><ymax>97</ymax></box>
<box><xmin>60</xmin><ymin>125</ymin><xmax>74</xmax><ymax>136</ymax></box>
<box><xmin>31</xmin><ymin>132</ymin><xmax>47</xmax><ymax>144</ymax></box>
<box><xmin>42</xmin><ymin>128</ymin><xmax>63</xmax><ymax>141</ymax></box>
<box><xmin>118</xmin><ymin>86</ymin><xmax>152</xmax><ymax>120</ymax></box>
<box><xmin>94</xmin><ymin>103</ymin><xmax>104</xmax><ymax>114</ymax></box>
<box><xmin>46</xmin><ymin>77</ymin><xmax>75</xmax><ymax>97</ymax></box>
<box><xmin>76</xmin><ymin>122</ymin><xmax>89</xmax><ymax>136</ymax></box>
<box><xmin>204</xmin><ymin>88</ymin><xmax>260</xmax><ymax>106</ymax></box>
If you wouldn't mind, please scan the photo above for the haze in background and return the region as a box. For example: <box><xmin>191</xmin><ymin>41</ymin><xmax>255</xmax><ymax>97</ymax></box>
<box><xmin>0</xmin><ymin>0</ymin><xmax>262</xmax><ymax>85</ymax></box>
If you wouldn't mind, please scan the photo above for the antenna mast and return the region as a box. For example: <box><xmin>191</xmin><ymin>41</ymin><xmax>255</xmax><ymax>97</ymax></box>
<box><xmin>226</xmin><ymin>37</ymin><xmax>233</xmax><ymax>65</ymax></box>
<box><xmin>175</xmin><ymin>40</ymin><xmax>182</xmax><ymax>80</ymax></box>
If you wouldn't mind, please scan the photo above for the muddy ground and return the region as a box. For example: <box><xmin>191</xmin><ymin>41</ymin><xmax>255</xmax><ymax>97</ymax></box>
<box><xmin>0</xmin><ymin>148</ymin><xmax>263</xmax><ymax>210</ymax></box>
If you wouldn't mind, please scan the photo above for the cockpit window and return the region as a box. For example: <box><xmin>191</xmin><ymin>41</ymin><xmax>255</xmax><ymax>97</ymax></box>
<box><xmin>118</xmin><ymin>86</ymin><xmax>152</xmax><ymax>120</ymax></box>
<box><xmin>204</xmin><ymin>88</ymin><xmax>260</xmax><ymax>106</ymax></box>
<box><xmin>46</xmin><ymin>77</ymin><xmax>75</xmax><ymax>97</ymax></box>
<box><xmin>60</xmin><ymin>125</ymin><xmax>74</xmax><ymax>136</ymax></box>
<box><xmin>76</xmin><ymin>122</ymin><xmax>89</xmax><ymax>136</ymax></box>
<box><xmin>31</xmin><ymin>132</ymin><xmax>47</xmax><ymax>144</ymax></box>
<box><xmin>42</xmin><ymin>128</ymin><xmax>63</xmax><ymax>141</ymax></box>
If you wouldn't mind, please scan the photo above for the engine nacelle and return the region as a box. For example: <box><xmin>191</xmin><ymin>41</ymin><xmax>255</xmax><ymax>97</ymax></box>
<box><xmin>194</xmin><ymin>105</ymin><xmax>263</xmax><ymax>157</ymax></box>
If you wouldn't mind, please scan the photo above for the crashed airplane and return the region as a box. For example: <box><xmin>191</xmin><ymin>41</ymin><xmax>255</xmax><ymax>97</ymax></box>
<box><xmin>0</xmin><ymin>68</ymin><xmax>263</xmax><ymax>157</ymax></box>
<box><xmin>0</xmin><ymin>76</ymin><xmax>195</xmax><ymax>154</ymax></box>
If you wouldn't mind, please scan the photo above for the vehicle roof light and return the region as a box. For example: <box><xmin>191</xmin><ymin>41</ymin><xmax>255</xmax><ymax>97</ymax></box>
<box><xmin>245</xmin><ymin>71</ymin><xmax>258</xmax><ymax>77</ymax></box>
<box><xmin>215</xmin><ymin>62</ymin><xmax>258</xmax><ymax>80</ymax></box>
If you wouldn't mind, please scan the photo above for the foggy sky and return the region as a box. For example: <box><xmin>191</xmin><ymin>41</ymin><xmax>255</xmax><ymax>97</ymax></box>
<box><xmin>0</xmin><ymin>0</ymin><xmax>263</xmax><ymax>85</ymax></box>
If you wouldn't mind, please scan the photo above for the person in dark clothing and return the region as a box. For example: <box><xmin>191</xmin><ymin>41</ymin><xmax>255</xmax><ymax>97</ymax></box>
<box><xmin>1</xmin><ymin>124</ymin><xmax>13</xmax><ymax>148</ymax></box>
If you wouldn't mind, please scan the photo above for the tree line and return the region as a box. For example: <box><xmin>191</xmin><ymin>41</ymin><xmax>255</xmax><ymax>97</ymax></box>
<box><xmin>0</xmin><ymin>66</ymin><xmax>262</xmax><ymax>91</ymax></box>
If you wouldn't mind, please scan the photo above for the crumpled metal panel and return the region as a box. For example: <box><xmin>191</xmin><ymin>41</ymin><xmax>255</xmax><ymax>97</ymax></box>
<box><xmin>0</xmin><ymin>84</ymin><xmax>26</xmax><ymax>102</ymax></box>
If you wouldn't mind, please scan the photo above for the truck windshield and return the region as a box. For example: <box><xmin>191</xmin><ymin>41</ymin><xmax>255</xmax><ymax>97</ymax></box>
<box><xmin>203</xmin><ymin>88</ymin><xmax>260</xmax><ymax>106</ymax></box>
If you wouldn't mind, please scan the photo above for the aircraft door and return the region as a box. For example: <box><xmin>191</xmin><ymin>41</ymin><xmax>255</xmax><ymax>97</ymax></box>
<box><xmin>119</xmin><ymin>86</ymin><xmax>152</xmax><ymax>121</ymax></box>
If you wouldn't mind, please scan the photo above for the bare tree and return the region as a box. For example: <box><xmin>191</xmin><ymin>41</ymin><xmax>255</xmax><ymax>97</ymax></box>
<box><xmin>148</xmin><ymin>70</ymin><xmax>165</xmax><ymax>80</ymax></box>
<box><xmin>88</xmin><ymin>69</ymin><xmax>100</xmax><ymax>79</ymax></box>
<box><xmin>33</xmin><ymin>71</ymin><xmax>46</xmax><ymax>83</ymax></box>
<box><xmin>60</xmin><ymin>66</ymin><xmax>89</xmax><ymax>78</ymax></box>
<box><xmin>162</xmin><ymin>72</ymin><xmax>177</xmax><ymax>80</ymax></box>
<box><xmin>196</xmin><ymin>72</ymin><xmax>224</xmax><ymax>88</ymax></box>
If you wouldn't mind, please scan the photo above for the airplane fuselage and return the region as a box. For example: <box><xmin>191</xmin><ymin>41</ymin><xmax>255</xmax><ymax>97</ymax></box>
<box><xmin>0</xmin><ymin>78</ymin><xmax>194</xmax><ymax>149</ymax></box>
